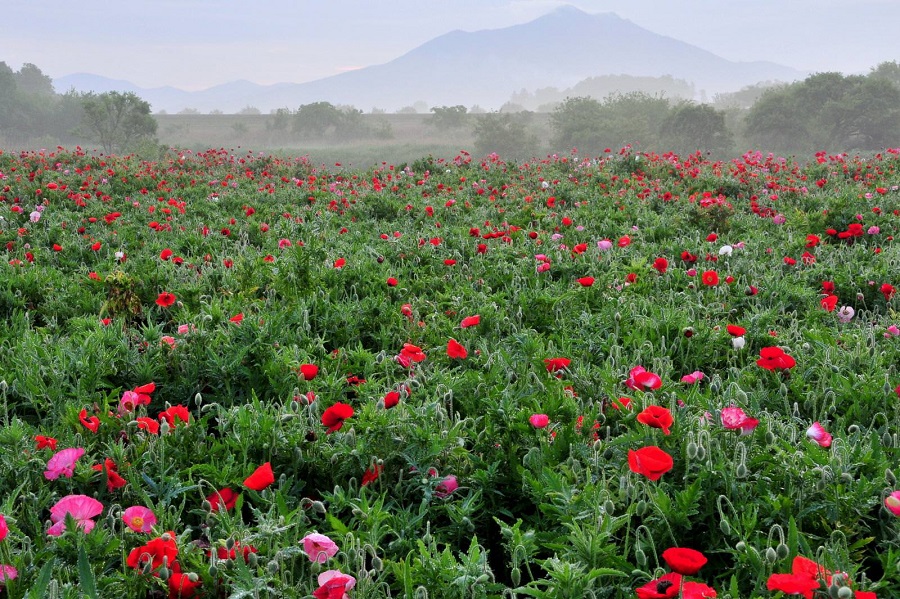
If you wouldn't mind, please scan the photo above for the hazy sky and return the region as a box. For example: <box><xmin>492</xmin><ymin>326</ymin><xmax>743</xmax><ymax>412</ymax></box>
<box><xmin>4</xmin><ymin>0</ymin><xmax>897</xmax><ymax>90</ymax></box>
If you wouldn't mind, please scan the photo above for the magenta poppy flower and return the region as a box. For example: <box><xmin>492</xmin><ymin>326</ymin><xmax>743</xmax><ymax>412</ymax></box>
<box><xmin>0</xmin><ymin>514</ymin><xmax>7</xmax><ymax>541</ymax></box>
<box><xmin>529</xmin><ymin>414</ymin><xmax>550</xmax><ymax>428</ymax></box>
<box><xmin>302</xmin><ymin>532</ymin><xmax>339</xmax><ymax>563</ymax></box>
<box><xmin>0</xmin><ymin>564</ymin><xmax>16</xmax><ymax>584</ymax></box>
<box><xmin>44</xmin><ymin>447</ymin><xmax>85</xmax><ymax>480</ymax></box>
<box><xmin>435</xmin><ymin>475</ymin><xmax>459</xmax><ymax>498</ymax></box>
<box><xmin>122</xmin><ymin>506</ymin><xmax>157</xmax><ymax>533</ymax></box>
<box><xmin>47</xmin><ymin>494</ymin><xmax>104</xmax><ymax>536</ymax></box>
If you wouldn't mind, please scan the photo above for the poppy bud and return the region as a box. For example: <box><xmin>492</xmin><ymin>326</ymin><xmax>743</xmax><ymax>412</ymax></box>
<box><xmin>511</xmin><ymin>566</ymin><xmax>521</xmax><ymax>587</ymax></box>
<box><xmin>736</xmin><ymin>463</ymin><xmax>748</xmax><ymax>478</ymax></box>
<box><xmin>311</xmin><ymin>501</ymin><xmax>326</xmax><ymax>513</ymax></box>
<box><xmin>602</xmin><ymin>500</ymin><xmax>615</xmax><ymax>514</ymax></box>
<box><xmin>735</xmin><ymin>541</ymin><xmax>745</xmax><ymax>552</ymax></box>
<box><xmin>883</xmin><ymin>432</ymin><xmax>894</xmax><ymax>447</ymax></box>
<box><xmin>635</xmin><ymin>548</ymin><xmax>647</xmax><ymax>567</ymax></box>
<box><xmin>226</xmin><ymin>537</ymin><xmax>236</xmax><ymax>550</ymax></box>
<box><xmin>696</xmin><ymin>446</ymin><xmax>706</xmax><ymax>460</ymax></box>
<box><xmin>208</xmin><ymin>564</ymin><xmax>219</xmax><ymax>577</ymax></box>
<box><xmin>887</xmin><ymin>468</ymin><xmax>897</xmax><ymax>485</ymax></box>
<box><xmin>837</xmin><ymin>586</ymin><xmax>852</xmax><ymax>599</ymax></box>
<box><xmin>686</xmin><ymin>441</ymin><xmax>699</xmax><ymax>459</ymax></box>
<box><xmin>765</xmin><ymin>547</ymin><xmax>777</xmax><ymax>564</ymax></box>
<box><xmin>267</xmin><ymin>560</ymin><xmax>280</xmax><ymax>575</ymax></box>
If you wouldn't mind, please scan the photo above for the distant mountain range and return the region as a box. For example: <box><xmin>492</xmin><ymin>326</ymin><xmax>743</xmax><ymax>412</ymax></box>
<box><xmin>53</xmin><ymin>5</ymin><xmax>806</xmax><ymax>114</ymax></box>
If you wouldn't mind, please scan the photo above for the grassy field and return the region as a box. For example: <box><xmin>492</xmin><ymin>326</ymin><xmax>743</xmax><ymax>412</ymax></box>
<box><xmin>154</xmin><ymin>113</ymin><xmax>554</xmax><ymax>166</ymax></box>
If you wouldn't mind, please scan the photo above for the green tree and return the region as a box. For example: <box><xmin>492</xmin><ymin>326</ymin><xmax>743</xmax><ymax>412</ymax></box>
<box><xmin>659</xmin><ymin>102</ymin><xmax>733</xmax><ymax>156</ymax></box>
<box><xmin>550</xmin><ymin>96</ymin><xmax>604</xmax><ymax>152</ymax></box>
<box><xmin>430</xmin><ymin>105</ymin><xmax>468</xmax><ymax>129</ymax></box>
<box><xmin>293</xmin><ymin>101</ymin><xmax>344</xmax><ymax>136</ymax></box>
<box><xmin>472</xmin><ymin>112</ymin><xmax>538</xmax><ymax>160</ymax></box>
<box><xmin>14</xmin><ymin>63</ymin><xmax>54</xmax><ymax>96</ymax></box>
<box><xmin>79</xmin><ymin>91</ymin><xmax>157</xmax><ymax>153</ymax></box>
<box><xmin>869</xmin><ymin>60</ymin><xmax>900</xmax><ymax>89</ymax></box>
<box><xmin>744</xmin><ymin>72</ymin><xmax>900</xmax><ymax>152</ymax></box>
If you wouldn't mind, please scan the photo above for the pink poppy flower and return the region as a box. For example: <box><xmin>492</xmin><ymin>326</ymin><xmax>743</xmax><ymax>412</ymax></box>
<box><xmin>313</xmin><ymin>570</ymin><xmax>356</xmax><ymax>599</ymax></box>
<box><xmin>625</xmin><ymin>366</ymin><xmax>662</xmax><ymax>391</ymax></box>
<box><xmin>680</xmin><ymin>371</ymin><xmax>705</xmax><ymax>384</ymax></box>
<box><xmin>0</xmin><ymin>514</ymin><xmax>7</xmax><ymax>541</ymax></box>
<box><xmin>0</xmin><ymin>564</ymin><xmax>16</xmax><ymax>584</ymax></box>
<box><xmin>806</xmin><ymin>422</ymin><xmax>832</xmax><ymax>448</ymax></box>
<box><xmin>47</xmin><ymin>494</ymin><xmax>104</xmax><ymax>536</ymax></box>
<box><xmin>529</xmin><ymin>414</ymin><xmax>550</xmax><ymax>428</ymax></box>
<box><xmin>435</xmin><ymin>475</ymin><xmax>459</xmax><ymax>498</ymax></box>
<box><xmin>720</xmin><ymin>406</ymin><xmax>759</xmax><ymax>435</ymax></box>
<box><xmin>44</xmin><ymin>447</ymin><xmax>85</xmax><ymax>480</ymax></box>
<box><xmin>884</xmin><ymin>491</ymin><xmax>900</xmax><ymax>516</ymax></box>
<box><xmin>302</xmin><ymin>532</ymin><xmax>339</xmax><ymax>563</ymax></box>
<box><xmin>122</xmin><ymin>506</ymin><xmax>157</xmax><ymax>533</ymax></box>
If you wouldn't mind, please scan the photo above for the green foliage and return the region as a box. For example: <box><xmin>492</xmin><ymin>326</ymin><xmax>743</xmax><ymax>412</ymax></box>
<box><xmin>0</xmin><ymin>146</ymin><xmax>897</xmax><ymax>598</ymax></box>
<box><xmin>472</xmin><ymin>112</ymin><xmax>539</xmax><ymax>159</ymax></box>
<box><xmin>79</xmin><ymin>91</ymin><xmax>158</xmax><ymax>153</ymax></box>
<box><xmin>659</xmin><ymin>102</ymin><xmax>733</xmax><ymax>157</ymax></box>
<box><xmin>430</xmin><ymin>105</ymin><xmax>468</xmax><ymax>129</ymax></box>
<box><xmin>744</xmin><ymin>72</ymin><xmax>900</xmax><ymax>152</ymax></box>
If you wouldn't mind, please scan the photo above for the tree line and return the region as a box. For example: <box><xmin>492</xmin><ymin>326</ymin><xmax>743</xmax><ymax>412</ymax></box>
<box><xmin>473</xmin><ymin>62</ymin><xmax>900</xmax><ymax>159</ymax></box>
<box><xmin>0</xmin><ymin>62</ymin><xmax>157</xmax><ymax>154</ymax></box>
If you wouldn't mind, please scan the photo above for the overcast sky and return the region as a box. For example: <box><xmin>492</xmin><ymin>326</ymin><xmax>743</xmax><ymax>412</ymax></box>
<box><xmin>4</xmin><ymin>0</ymin><xmax>896</xmax><ymax>90</ymax></box>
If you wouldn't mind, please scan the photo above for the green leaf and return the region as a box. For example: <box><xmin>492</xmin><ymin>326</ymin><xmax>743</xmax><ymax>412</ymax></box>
<box><xmin>26</xmin><ymin>558</ymin><xmax>55</xmax><ymax>599</ymax></box>
<box><xmin>77</xmin><ymin>544</ymin><xmax>99</xmax><ymax>599</ymax></box>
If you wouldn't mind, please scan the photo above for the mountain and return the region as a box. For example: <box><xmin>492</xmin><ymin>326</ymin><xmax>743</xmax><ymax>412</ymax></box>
<box><xmin>54</xmin><ymin>6</ymin><xmax>805</xmax><ymax>113</ymax></box>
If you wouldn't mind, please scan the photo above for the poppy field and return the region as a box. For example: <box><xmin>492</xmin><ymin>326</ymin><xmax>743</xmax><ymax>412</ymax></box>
<box><xmin>1</xmin><ymin>145</ymin><xmax>900</xmax><ymax>598</ymax></box>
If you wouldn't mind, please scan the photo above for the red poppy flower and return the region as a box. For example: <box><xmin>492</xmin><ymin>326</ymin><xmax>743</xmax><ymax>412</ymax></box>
<box><xmin>387</xmin><ymin>277</ymin><xmax>398</xmax><ymax>286</ymax></box>
<box><xmin>299</xmin><ymin>364</ymin><xmax>319</xmax><ymax>381</ymax></box>
<box><xmin>576</xmin><ymin>276</ymin><xmax>595</xmax><ymax>287</ymax></box>
<box><xmin>35</xmin><ymin>435</ymin><xmax>58</xmax><ymax>450</ymax></box>
<box><xmin>136</xmin><ymin>417</ymin><xmax>160</xmax><ymax>434</ymax></box>
<box><xmin>229</xmin><ymin>313</ymin><xmax>243</xmax><ymax>324</ymax></box>
<box><xmin>460</xmin><ymin>315</ymin><xmax>480</xmax><ymax>328</ymax></box>
<box><xmin>652</xmin><ymin>257</ymin><xmax>668</xmax><ymax>274</ymax></box>
<box><xmin>244</xmin><ymin>462</ymin><xmax>275</xmax><ymax>491</ymax></box>
<box><xmin>701</xmin><ymin>270</ymin><xmax>719</xmax><ymax>286</ymax></box>
<box><xmin>399</xmin><ymin>343</ymin><xmax>426</xmax><ymax>365</ymax></box>
<box><xmin>158</xmin><ymin>405</ymin><xmax>190</xmax><ymax>426</ymax></box>
<box><xmin>160</xmin><ymin>248</ymin><xmax>173</xmax><ymax>261</ymax></box>
<box><xmin>881</xmin><ymin>283</ymin><xmax>895</xmax><ymax>301</ymax></box>
<box><xmin>682</xmin><ymin>582</ymin><xmax>717</xmax><ymax>599</ymax></box>
<box><xmin>636</xmin><ymin>572</ymin><xmax>681</xmax><ymax>599</ymax></box>
<box><xmin>822</xmin><ymin>280</ymin><xmax>835</xmax><ymax>294</ymax></box>
<box><xmin>766</xmin><ymin>573</ymin><xmax>820</xmax><ymax>598</ymax></box>
<box><xmin>361</xmin><ymin>464</ymin><xmax>383</xmax><ymax>486</ymax></box>
<box><xmin>628</xmin><ymin>446</ymin><xmax>673</xmax><ymax>481</ymax></box>
<box><xmin>207</xmin><ymin>488</ymin><xmax>240</xmax><ymax>512</ymax></box>
<box><xmin>91</xmin><ymin>242</ymin><xmax>101</xmax><ymax>251</ymax></box>
<box><xmin>168</xmin><ymin>567</ymin><xmax>202</xmax><ymax>598</ymax></box>
<box><xmin>756</xmin><ymin>346</ymin><xmax>796</xmax><ymax>370</ymax></box>
<box><xmin>726</xmin><ymin>324</ymin><xmax>745</xmax><ymax>337</ymax></box>
<box><xmin>821</xmin><ymin>295</ymin><xmax>838</xmax><ymax>312</ymax></box>
<box><xmin>126</xmin><ymin>533</ymin><xmax>179</xmax><ymax>571</ymax></box>
<box><xmin>544</xmin><ymin>357</ymin><xmax>571</xmax><ymax>374</ymax></box>
<box><xmin>79</xmin><ymin>409</ymin><xmax>100</xmax><ymax>433</ymax></box>
<box><xmin>156</xmin><ymin>292</ymin><xmax>176</xmax><ymax>308</ymax></box>
<box><xmin>447</xmin><ymin>338</ymin><xmax>468</xmax><ymax>359</ymax></box>
<box><xmin>92</xmin><ymin>458</ymin><xmax>127</xmax><ymax>492</ymax></box>
<box><xmin>383</xmin><ymin>390</ymin><xmax>400</xmax><ymax>409</ymax></box>
<box><xmin>333</xmin><ymin>257</ymin><xmax>346</xmax><ymax>269</ymax></box>
<box><xmin>637</xmin><ymin>405</ymin><xmax>674</xmax><ymax>435</ymax></box>
<box><xmin>321</xmin><ymin>402</ymin><xmax>354</xmax><ymax>434</ymax></box>
<box><xmin>662</xmin><ymin>547</ymin><xmax>707</xmax><ymax>575</ymax></box>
